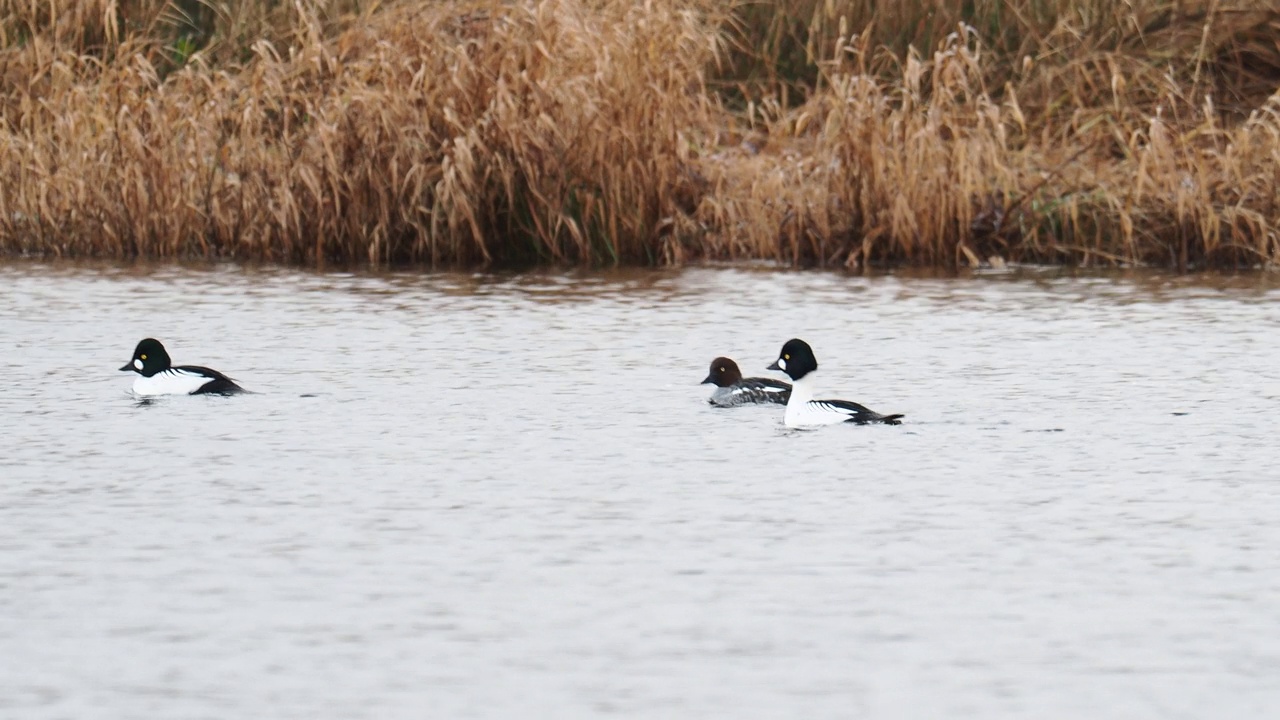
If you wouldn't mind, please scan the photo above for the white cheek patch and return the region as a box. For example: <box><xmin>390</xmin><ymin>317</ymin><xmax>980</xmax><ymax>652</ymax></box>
<box><xmin>777</xmin><ymin>358</ymin><xmax>787</xmax><ymax>371</ymax></box>
<box><xmin>133</xmin><ymin>359</ymin><xmax>143</xmax><ymax>370</ymax></box>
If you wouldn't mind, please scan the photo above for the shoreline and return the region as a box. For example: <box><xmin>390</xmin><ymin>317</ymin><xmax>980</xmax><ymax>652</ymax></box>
<box><xmin>5</xmin><ymin>256</ymin><xmax>1280</xmax><ymax>290</ymax></box>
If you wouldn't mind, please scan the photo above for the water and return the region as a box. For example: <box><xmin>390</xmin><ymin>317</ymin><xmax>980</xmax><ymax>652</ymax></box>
<box><xmin>2</xmin><ymin>262</ymin><xmax>1279</xmax><ymax>719</ymax></box>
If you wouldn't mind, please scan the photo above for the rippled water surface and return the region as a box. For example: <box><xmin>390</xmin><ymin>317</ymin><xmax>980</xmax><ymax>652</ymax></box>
<box><xmin>2</xmin><ymin>262</ymin><xmax>1279</xmax><ymax>719</ymax></box>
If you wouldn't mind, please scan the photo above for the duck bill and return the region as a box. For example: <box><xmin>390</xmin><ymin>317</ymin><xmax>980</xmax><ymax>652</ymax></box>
<box><xmin>766</xmin><ymin>360</ymin><xmax>781</xmax><ymax>371</ymax></box>
<box><xmin>119</xmin><ymin>362</ymin><xmax>135</xmax><ymax>372</ymax></box>
<box><xmin>700</xmin><ymin>374</ymin><xmax>715</xmax><ymax>385</ymax></box>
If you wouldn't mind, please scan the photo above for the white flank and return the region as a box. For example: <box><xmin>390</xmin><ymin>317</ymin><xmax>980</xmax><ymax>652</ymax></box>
<box><xmin>709</xmin><ymin>386</ymin><xmax>735</xmax><ymax>406</ymax></box>
<box><xmin>783</xmin><ymin>373</ymin><xmax>851</xmax><ymax>429</ymax></box>
<box><xmin>132</xmin><ymin>368</ymin><xmax>213</xmax><ymax>396</ymax></box>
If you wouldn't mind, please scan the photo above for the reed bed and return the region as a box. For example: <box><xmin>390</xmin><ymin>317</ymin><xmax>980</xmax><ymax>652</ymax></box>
<box><xmin>1</xmin><ymin>0</ymin><xmax>1278</xmax><ymax>268</ymax></box>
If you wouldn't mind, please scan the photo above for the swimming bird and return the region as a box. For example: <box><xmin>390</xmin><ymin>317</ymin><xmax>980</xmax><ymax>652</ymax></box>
<box><xmin>767</xmin><ymin>338</ymin><xmax>902</xmax><ymax>428</ymax></box>
<box><xmin>702</xmin><ymin>356</ymin><xmax>791</xmax><ymax>407</ymax></box>
<box><xmin>119</xmin><ymin>338</ymin><xmax>245</xmax><ymax>396</ymax></box>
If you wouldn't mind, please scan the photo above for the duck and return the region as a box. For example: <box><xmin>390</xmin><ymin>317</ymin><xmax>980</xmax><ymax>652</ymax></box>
<box><xmin>119</xmin><ymin>338</ymin><xmax>245</xmax><ymax>396</ymax></box>
<box><xmin>767</xmin><ymin>338</ymin><xmax>902</xmax><ymax>428</ymax></box>
<box><xmin>702</xmin><ymin>356</ymin><xmax>791</xmax><ymax>407</ymax></box>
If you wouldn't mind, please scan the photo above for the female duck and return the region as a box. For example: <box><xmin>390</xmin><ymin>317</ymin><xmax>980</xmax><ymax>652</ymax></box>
<box><xmin>702</xmin><ymin>356</ymin><xmax>791</xmax><ymax>407</ymax></box>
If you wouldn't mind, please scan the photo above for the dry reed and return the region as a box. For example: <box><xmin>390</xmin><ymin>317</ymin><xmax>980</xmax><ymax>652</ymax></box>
<box><xmin>1</xmin><ymin>0</ymin><xmax>1278</xmax><ymax>269</ymax></box>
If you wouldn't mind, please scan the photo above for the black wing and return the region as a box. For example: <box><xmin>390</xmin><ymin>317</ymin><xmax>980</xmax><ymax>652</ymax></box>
<box><xmin>177</xmin><ymin>365</ymin><xmax>246</xmax><ymax>395</ymax></box>
<box><xmin>734</xmin><ymin>378</ymin><xmax>792</xmax><ymax>404</ymax></box>
<box><xmin>816</xmin><ymin>399</ymin><xmax>903</xmax><ymax>425</ymax></box>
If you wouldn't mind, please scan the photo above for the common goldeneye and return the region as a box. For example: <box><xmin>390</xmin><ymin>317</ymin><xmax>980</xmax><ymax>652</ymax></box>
<box><xmin>767</xmin><ymin>338</ymin><xmax>902</xmax><ymax>428</ymax></box>
<box><xmin>119</xmin><ymin>338</ymin><xmax>245</xmax><ymax>396</ymax></box>
<box><xmin>702</xmin><ymin>356</ymin><xmax>791</xmax><ymax>407</ymax></box>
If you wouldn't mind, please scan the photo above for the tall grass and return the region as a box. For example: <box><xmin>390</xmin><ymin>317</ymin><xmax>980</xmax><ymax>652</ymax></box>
<box><xmin>710</xmin><ymin>0</ymin><xmax>1280</xmax><ymax>269</ymax></box>
<box><xmin>1</xmin><ymin>0</ymin><xmax>1278</xmax><ymax>268</ymax></box>
<box><xmin>0</xmin><ymin>0</ymin><xmax>720</xmax><ymax>264</ymax></box>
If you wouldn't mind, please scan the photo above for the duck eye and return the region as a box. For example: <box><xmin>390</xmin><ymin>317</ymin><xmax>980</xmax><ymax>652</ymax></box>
<box><xmin>783</xmin><ymin>353</ymin><xmax>790</xmax><ymax>360</ymax></box>
<box><xmin>140</xmin><ymin>354</ymin><xmax>147</xmax><ymax>360</ymax></box>
<box><xmin>719</xmin><ymin>367</ymin><xmax>725</xmax><ymax>372</ymax></box>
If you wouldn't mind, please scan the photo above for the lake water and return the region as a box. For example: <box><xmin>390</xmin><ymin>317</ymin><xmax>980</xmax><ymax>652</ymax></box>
<box><xmin>1</xmin><ymin>262</ymin><xmax>1278</xmax><ymax>719</ymax></box>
